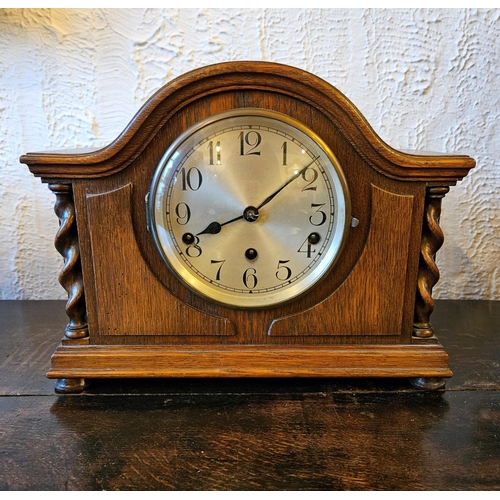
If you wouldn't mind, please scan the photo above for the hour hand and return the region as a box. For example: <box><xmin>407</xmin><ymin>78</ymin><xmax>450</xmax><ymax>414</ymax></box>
<box><xmin>197</xmin><ymin>221</ymin><xmax>222</xmax><ymax>235</ymax></box>
<box><xmin>197</xmin><ymin>213</ymin><xmax>245</xmax><ymax>236</ymax></box>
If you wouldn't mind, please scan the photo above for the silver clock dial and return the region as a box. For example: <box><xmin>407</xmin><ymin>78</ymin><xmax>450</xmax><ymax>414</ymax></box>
<box><xmin>149</xmin><ymin>109</ymin><xmax>350</xmax><ymax>308</ymax></box>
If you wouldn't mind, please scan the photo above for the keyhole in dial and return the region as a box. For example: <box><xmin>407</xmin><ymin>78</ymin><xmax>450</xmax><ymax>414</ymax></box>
<box><xmin>182</xmin><ymin>233</ymin><xmax>195</xmax><ymax>245</ymax></box>
<box><xmin>308</xmin><ymin>232</ymin><xmax>321</xmax><ymax>245</ymax></box>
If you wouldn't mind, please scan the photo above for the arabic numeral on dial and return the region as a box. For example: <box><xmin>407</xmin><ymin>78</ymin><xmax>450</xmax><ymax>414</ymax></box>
<box><xmin>208</xmin><ymin>141</ymin><xmax>221</xmax><ymax>165</ymax></box>
<box><xmin>211</xmin><ymin>259</ymin><xmax>225</xmax><ymax>281</ymax></box>
<box><xmin>185</xmin><ymin>235</ymin><xmax>202</xmax><ymax>258</ymax></box>
<box><xmin>298</xmin><ymin>236</ymin><xmax>316</xmax><ymax>258</ymax></box>
<box><xmin>179</xmin><ymin>167</ymin><xmax>203</xmax><ymax>191</ymax></box>
<box><xmin>281</xmin><ymin>141</ymin><xmax>287</xmax><ymax>165</ymax></box>
<box><xmin>243</xmin><ymin>268</ymin><xmax>258</xmax><ymax>289</ymax></box>
<box><xmin>301</xmin><ymin>167</ymin><xmax>318</xmax><ymax>191</ymax></box>
<box><xmin>276</xmin><ymin>260</ymin><xmax>292</xmax><ymax>281</ymax></box>
<box><xmin>309</xmin><ymin>203</ymin><xmax>327</xmax><ymax>226</ymax></box>
<box><xmin>239</xmin><ymin>131</ymin><xmax>261</xmax><ymax>156</ymax></box>
<box><xmin>175</xmin><ymin>202</ymin><xmax>191</xmax><ymax>225</ymax></box>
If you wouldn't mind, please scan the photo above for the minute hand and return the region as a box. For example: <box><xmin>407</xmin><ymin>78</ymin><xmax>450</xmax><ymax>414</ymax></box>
<box><xmin>257</xmin><ymin>157</ymin><xmax>319</xmax><ymax>210</ymax></box>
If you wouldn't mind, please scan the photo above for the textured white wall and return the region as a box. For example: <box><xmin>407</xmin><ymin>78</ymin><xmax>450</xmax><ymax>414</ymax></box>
<box><xmin>0</xmin><ymin>8</ymin><xmax>498</xmax><ymax>300</ymax></box>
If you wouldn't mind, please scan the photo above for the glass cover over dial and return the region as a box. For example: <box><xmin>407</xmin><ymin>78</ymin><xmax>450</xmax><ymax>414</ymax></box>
<box><xmin>149</xmin><ymin>109</ymin><xmax>350</xmax><ymax>308</ymax></box>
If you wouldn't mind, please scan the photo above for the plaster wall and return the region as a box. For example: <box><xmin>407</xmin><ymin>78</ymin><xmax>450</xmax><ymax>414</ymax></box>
<box><xmin>0</xmin><ymin>8</ymin><xmax>498</xmax><ymax>300</ymax></box>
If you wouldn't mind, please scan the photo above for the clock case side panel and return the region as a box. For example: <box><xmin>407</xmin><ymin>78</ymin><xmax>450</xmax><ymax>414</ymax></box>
<box><xmin>72</xmin><ymin>179</ymin><xmax>236</xmax><ymax>344</ymax></box>
<box><xmin>268</xmin><ymin>182</ymin><xmax>426</xmax><ymax>341</ymax></box>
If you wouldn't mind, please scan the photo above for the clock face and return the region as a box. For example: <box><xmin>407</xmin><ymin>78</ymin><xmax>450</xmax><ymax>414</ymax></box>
<box><xmin>149</xmin><ymin>109</ymin><xmax>350</xmax><ymax>308</ymax></box>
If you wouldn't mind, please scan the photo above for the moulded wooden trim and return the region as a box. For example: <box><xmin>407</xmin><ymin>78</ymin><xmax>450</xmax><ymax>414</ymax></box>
<box><xmin>21</xmin><ymin>61</ymin><xmax>475</xmax><ymax>182</ymax></box>
<box><xmin>47</xmin><ymin>343</ymin><xmax>452</xmax><ymax>379</ymax></box>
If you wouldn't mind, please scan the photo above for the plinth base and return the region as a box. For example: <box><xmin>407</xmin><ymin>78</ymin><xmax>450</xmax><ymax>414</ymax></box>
<box><xmin>47</xmin><ymin>343</ymin><xmax>452</xmax><ymax>384</ymax></box>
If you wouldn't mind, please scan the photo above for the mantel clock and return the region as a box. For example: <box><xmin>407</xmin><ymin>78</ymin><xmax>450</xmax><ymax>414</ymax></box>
<box><xmin>21</xmin><ymin>62</ymin><xmax>475</xmax><ymax>393</ymax></box>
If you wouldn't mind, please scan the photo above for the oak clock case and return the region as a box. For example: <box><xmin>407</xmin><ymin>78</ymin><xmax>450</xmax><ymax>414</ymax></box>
<box><xmin>148</xmin><ymin>109</ymin><xmax>351</xmax><ymax>309</ymax></box>
<box><xmin>20</xmin><ymin>61</ymin><xmax>475</xmax><ymax>393</ymax></box>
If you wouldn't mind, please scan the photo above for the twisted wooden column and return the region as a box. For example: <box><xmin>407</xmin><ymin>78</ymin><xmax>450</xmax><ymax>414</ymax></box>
<box><xmin>48</xmin><ymin>184</ymin><xmax>88</xmax><ymax>340</ymax></box>
<box><xmin>413</xmin><ymin>186</ymin><xmax>449</xmax><ymax>338</ymax></box>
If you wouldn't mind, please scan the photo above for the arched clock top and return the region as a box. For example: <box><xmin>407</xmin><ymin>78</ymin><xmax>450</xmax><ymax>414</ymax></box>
<box><xmin>20</xmin><ymin>61</ymin><xmax>474</xmax><ymax>183</ymax></box>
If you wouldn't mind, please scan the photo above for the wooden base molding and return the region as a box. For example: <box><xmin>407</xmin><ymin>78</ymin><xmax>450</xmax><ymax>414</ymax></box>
<box><xmin>47</xmin><ymin>344</ymin><xmax>452</xmax><ymax>380</ymax></box>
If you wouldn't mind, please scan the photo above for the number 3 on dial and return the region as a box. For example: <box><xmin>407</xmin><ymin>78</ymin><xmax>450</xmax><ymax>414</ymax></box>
<box><xmin>149</xmin><ymin>109</ymin><xmax>351</xmax><ymax>308</ymax></box>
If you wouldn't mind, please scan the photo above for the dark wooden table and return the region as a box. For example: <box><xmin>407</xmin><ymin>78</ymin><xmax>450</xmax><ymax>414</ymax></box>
<box><xmin>0</xmin><ymin>300</ymin><xmax>499</xmax><ymax>490</ymax></box>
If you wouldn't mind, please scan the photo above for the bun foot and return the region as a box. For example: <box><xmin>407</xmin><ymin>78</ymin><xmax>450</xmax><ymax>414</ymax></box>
<box><xmin>409</xmin><ymin>377</ymin><xmax>446</xmax><ymax>390</ymax></box>
<box><xmin>54</xmin><ymin>378</ymin><xmax>90</xmax><ymax>394</ymax></box>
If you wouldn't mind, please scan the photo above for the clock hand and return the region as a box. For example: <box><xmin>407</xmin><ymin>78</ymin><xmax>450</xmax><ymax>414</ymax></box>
<box><xmin>197</xmin><ymin>204</ymin><xmax>262</xmax><ymax>235</ymax></box>
<box><xmin>257</xmin><ymin>156</ymin><xmax>319</xmax><ymax>210</ymax></box>
<box><xmin>197</xmin><ymin>214</ymin><xmax>244</xmax><ymax>235</ymax></box>
<box><xmin>197</xmin><ymin>157</ymin><xmax>318</xmax><ymax>236</ymax></box>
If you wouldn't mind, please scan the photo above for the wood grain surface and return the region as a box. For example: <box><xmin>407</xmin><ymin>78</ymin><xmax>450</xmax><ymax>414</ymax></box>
<box><xmin>0</xmin><ymin>300</ymin><xmax>499</xmax><ymax>490</ymax></box>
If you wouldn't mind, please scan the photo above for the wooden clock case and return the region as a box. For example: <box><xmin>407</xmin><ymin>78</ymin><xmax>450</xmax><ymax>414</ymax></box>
<box><xmin>21</xmin><ymin>62</ymin><xmax>475</xmax><ymax>393</ymax></box>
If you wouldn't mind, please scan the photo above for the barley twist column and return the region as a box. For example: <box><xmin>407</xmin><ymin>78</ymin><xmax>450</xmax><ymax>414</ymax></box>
<box><xmin>48</xmin><ymin>183</ymin><xmax>88</xmax><ymax>339</ymax></box>
<box><xmin>413</xmin><ymin>186</ymin><xmax>449</xmax><ymax>338</ymax></box>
